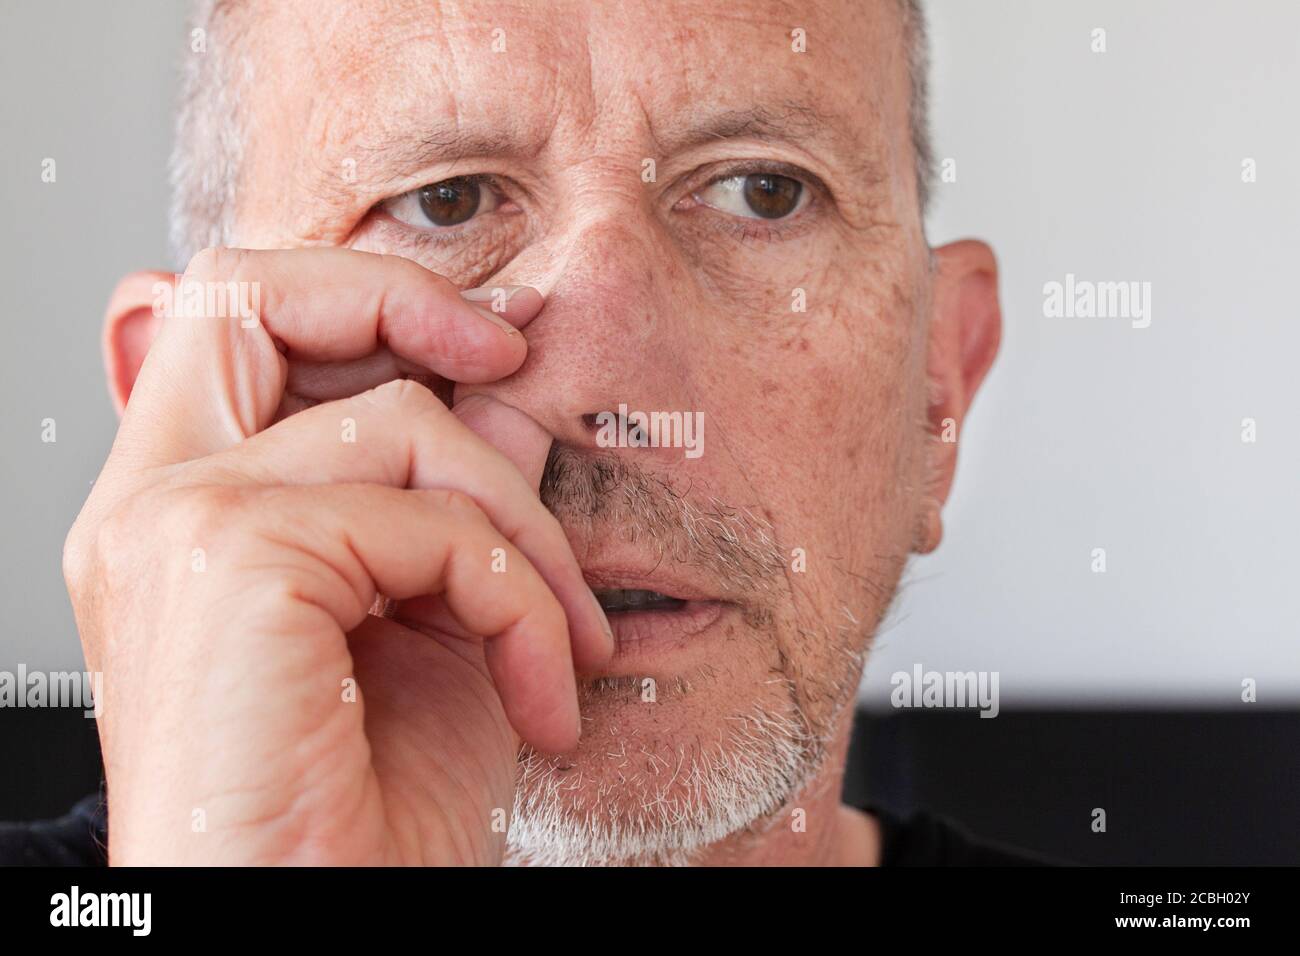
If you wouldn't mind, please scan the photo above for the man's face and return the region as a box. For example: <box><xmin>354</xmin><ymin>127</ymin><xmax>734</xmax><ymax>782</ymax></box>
<box><xmin>233</xmin><ymin>0</ymin><xmax>932</xmax><ymax>863</ymax></box>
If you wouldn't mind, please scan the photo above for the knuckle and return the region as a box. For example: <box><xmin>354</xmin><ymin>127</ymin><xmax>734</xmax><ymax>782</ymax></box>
<box><xmin>61</xmin><ymin>518</ymin><xmax>94</xmax><ymax>596</ymax></box>
<box><xmin>73</xmin><ymin>494</ymin><xmax>153</xmax><ymax>597</ymax></box>
<box><xmin>185</xmin><ymin>245</ymin><xmax>255</xmax><ymax>285</ymax></box>
<box><xmin>98</xmin><ymin>499</ymin><xmax>140</xmax><ymax>559</ymax></box>
<box><xmin>105</xmin><ymin>492</ymin><xmax>163</xmax><ymax>555</ymax></box>
<box><xmin>182</xmin><ymin>245</ymin><xmax>218</xmax><ymax>279</ymax></box>
<box><xmin>156</xmin><ymin>485</ymin><xmax>254</xmax><ymax>551</ymax></box>
<box><xmin>418</xmin><ymin>267</ymin><xmax>458</xmax><ymax>299</ymax></box>
<box><xmin>432</xmin><ymin>486</ymin><xmax>482</xmax><ymax>521</ymax></box>
<box><xmin>381</xmin><ymin>253</ymin><xmax>449</xmax><ymax>293</ymax></box>
<box><xmin>415</xmin><ymin>487</ymin><xmax>494</xmax><ymax>537</ymax></box>
<box><xmin>363</xmin><ymin>376</ymin><xmax>439</xmax><ymax>413</ymax></box>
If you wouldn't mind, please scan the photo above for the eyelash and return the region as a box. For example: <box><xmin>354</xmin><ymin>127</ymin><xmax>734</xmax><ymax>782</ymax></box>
<box><xmin>713</xmin><ymin>216</ymin><xmax>798</xmax><ymax>243</ymax></box>
<box><xmin>376</xmin><ymin>162</ymin><xmax>823</xmax><ymax>247</ymax></box>
<box><xmin>681</xmin><ymin>161</ymin><xmax>823</xmax><ymax>242</ymax></box>
<box><xmin>377</xmin><ymin>173</ymin><xmax>510</xmax><ymax>248</ymax></box>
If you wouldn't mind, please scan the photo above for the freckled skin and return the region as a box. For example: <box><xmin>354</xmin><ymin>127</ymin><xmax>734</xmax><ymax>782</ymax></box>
<box><xmin>208</xmin><ymin>0</ymin><xmax>995</xmax><ymax>864</ymax></box>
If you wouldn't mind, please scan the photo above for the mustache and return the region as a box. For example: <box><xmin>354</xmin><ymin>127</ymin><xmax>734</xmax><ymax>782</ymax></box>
<box><xmin>538</xmin><ymin>443</ymin><xmax>785</xmax><ymax>597</ymax></box>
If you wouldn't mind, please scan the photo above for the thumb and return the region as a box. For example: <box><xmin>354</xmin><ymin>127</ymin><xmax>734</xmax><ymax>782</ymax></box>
<box><xmin>452</xmin><ymin>394</ymin><xmax>552</xmax><ymax>491</ymax></box>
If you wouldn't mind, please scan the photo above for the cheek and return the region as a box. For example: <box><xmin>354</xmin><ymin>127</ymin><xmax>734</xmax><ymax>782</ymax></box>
<box><xmin>683</xmin><ymin>221</ymin><xmax>833</xmax><ymax>319</ymax></box>
<box><xmin>685</xmin><ymin>255</ymin><xmax>924</xmax><ymax>561</ymax></box>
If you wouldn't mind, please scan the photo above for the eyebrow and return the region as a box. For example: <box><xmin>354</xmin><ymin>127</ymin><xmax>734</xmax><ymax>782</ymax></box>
<box><xmin>342</xmin><ymin>99</ymin><xmax>875</xmax><ymax>195</ymax></box>
<box><xmin>352</xmin><ymin>123</ymin><xmax>547</xmax><ymax>187</ymax></box>
<box><xmin>659</xmin><ymin>101</ymin><xmax>887</xmax><ymax>191</ymax></box>
<box><xmin>651</xmin><ymin>102</ymin><xmax>838</xmax><ymax>153</ymax></box>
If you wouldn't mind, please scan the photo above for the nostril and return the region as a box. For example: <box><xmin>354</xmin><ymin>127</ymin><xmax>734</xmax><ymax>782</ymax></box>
<box><xmin>405</xmin><ymin>371</ymin><xmax>453</xmax><ymax>408</ymax></box>
<box><xmin>583</xmin><ymin>410</ymin><xmax>629</xmax><ymax>434</ymax></box>
<box><xmin>582</xmin><ymin>407</ymin><xmax>653</xmax><ymax>449</ymax></box>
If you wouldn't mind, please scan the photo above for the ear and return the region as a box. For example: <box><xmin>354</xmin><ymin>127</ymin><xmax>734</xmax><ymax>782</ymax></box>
<box><xmin>103</xmin><ymin>271</ymin><xmax>172</xmax><ymax>414</ymax></box>
<box><xmin>915</xmin><ymin>239</ymin><xmax>1002</xmax><ymax>554</ymax></box>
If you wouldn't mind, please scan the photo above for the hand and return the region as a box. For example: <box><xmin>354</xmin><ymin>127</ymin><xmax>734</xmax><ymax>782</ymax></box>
<box><xmin>63</xmin><ymin>247</ymin><xmax>612</xmax><ymax>865</ymax></box>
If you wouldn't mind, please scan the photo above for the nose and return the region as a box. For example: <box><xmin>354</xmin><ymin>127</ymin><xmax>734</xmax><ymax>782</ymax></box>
<box><xmin>452</xmin><ymin>209</ymin><xmax>701</xmax><ymax>454</ymax></box>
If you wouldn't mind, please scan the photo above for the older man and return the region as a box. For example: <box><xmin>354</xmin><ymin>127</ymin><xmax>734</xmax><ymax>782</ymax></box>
<box><xmin>12</xmin><ymin>0</ymin><xmax>1010</xmax><ymax>866</ymax></box>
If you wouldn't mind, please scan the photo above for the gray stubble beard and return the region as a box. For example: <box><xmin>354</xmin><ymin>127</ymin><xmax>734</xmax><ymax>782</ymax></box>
<box><xmin>504</xmin><ymin>611</ymin><xmax>870</xmax><ymax>867</ymax></box>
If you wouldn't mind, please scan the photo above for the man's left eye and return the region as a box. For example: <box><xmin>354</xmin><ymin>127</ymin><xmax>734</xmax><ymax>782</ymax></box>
<box><xmin>694</xmin><ymin>173</ymin><xmax>807</xmax><ymax>220</ymax></box>
<box><xmin>382</xmin><ymin>176</ymin><xmax>501</xmax><ymax>229</ymax></box>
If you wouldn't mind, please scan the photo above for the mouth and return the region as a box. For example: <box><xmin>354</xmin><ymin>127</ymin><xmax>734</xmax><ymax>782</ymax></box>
<box><xmin>584</xmin><ymin>573</ymin><xmax>730</xmax><ymax>665</ymax></box>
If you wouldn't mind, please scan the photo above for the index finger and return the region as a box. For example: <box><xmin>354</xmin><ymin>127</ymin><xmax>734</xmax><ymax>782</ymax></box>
<box><xmin>113</xmin><ymin>247</ymin><xmax>542</xmax><ymax>470</ymax></box>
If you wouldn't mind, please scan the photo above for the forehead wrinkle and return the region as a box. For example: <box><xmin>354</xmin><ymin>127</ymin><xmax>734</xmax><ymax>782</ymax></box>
<box><xmin>257</xmin><ymin>0</ymin><xmax>892</xmax><ymax>241</ymax></box>
<box><xmin>271</xmin><ymin>11</ymin><xmax>454</xmax><ymax>236</ymax></box>
<box><xmin>286</xmin><ymin>21</ymin><xmax>564</xmax><ymax>238</ymax></box>
<box><xmin>608</xmin><ymin>7</ymin><xmax>886</xmax><ymax>186</ymax></box>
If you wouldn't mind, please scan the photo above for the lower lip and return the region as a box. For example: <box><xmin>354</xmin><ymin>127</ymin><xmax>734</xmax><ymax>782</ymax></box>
<box><xmin>601</xmin><ymin>600</ymin><xmax>729</xmax><ymax>666</ymax></box>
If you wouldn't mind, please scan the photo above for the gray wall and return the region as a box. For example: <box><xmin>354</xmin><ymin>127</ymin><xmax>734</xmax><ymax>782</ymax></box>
<box><xmin>1</xmin><ymin>2</ymin><xmax>1296</xmax><ymax>705</ymax></box>
<box><xmin>0</xmin><ymin>0</ymin><xmax>189</xmax><ymax>671</ymax></box>
<box><xmin>862</xmin><ymin>0</ymin><xmax>1300</xmax><ymax>708</ymax></box>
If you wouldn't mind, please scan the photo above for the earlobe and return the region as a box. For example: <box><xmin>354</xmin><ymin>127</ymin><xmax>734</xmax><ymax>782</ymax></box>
<box><xmin>915</xmin><ymin>240</ymin><xmax>1003</xmax><ymax>552</ymax></box>
<box><xmin>104</xmin><ymin>271</ymin><xmax>172</xmax><ymax>414</ymax></box>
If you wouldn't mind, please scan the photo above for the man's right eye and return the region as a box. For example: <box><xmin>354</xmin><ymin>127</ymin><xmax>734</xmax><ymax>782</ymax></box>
<box><xmin>382</xmin><ymin>176</ymin><xmax>502</xmax><ymax>230</ymax></box>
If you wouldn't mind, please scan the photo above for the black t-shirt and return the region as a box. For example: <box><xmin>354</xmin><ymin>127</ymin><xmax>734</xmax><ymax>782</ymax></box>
<box><xmin>0</xmin><ymin>791</ymin><xmax>1057</xmax><ymax>866</ymax></box>
<box><xmin>0</xmin><ymin>793</ymin><xmax>107</xmax><ymax>866</ymax></box>
<box><xmin>867</xmin><ymin>804</ymin><xmax>1058</xmax><ymax>866</ymax></box>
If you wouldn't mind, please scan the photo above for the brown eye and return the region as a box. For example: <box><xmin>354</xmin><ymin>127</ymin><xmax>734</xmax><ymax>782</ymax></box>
<box><xmin>742</xmin><ymin>174</ymin><xmax>802</xmax><ymax>219</ymax></box>
<box><xmin>695</xmin><ymin>171</ymin><xmax>809</xmax><ymax>223</ymax></box>
<box><xmin>418</xmin><ymin>177</ymin><xmax>482</xmax><ymax>226</ymax></box>
<box><xmin>382</xmin><ymin>177</ymin><xmax>502</xmax><ymax>233</ymax></box>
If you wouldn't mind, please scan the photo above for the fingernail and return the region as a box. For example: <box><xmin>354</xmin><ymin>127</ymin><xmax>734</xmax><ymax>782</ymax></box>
<box><xmin>460</xmin><ymin>285</ymin><xmax>530</xmax><ymax>312</ymax></box>
<box><xmin>468</xmin><ymin>303</ymin><xmax>520</xmax><ymax>336</ymax></box>
<box><xmin>589</xmin><ymin>587</ymin><xmax>615</xmax><ymax>649</ymax></box>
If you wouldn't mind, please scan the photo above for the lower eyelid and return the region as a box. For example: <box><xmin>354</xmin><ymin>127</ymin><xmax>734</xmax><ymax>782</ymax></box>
<box><xmin>380</xmin><ymin>213</ymin><xmax>491</xmax><ymax>249</ymax></box>
<box><xmin>684</xmin><ymin>195</ymin><xmax>817</xmax><ymax>241</ymax></box>
<box><xmin>366</xmin><ymin>210</ymin><xmax>523</xmax><ymax>283</ymax></box>
<box><xmin>719</xmin><ymin>218</ymin><xmax>799</xmax><ymax>243</ymax></box>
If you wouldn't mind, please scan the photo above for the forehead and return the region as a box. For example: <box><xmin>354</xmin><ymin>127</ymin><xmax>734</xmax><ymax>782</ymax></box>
<box><xmin>240</xmin><ymin>0</ymin><xmax>910</xmax><ymax>228</ymax></box>
<box><xmin>259</xmin><ymin>0</ymin><xmax>899</xmax><ymax>98</ymax></box>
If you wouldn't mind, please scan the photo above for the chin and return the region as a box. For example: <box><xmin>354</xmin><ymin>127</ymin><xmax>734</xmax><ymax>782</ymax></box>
<box><xmin>503</xmin><ymin>660</ymin><xmax>831</xmax><ymax>867</ymax></box>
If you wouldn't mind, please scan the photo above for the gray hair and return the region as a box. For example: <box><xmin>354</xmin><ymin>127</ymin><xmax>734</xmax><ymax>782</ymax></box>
<box><xmin>168</xmin><ymin>0</ymin><xmax>250</xmax><ymax>267</ymax></box>
<box><xmin>168</xmin><ymin>0</ymin><xmax>932</xmax><ymax>267</ymax></box>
